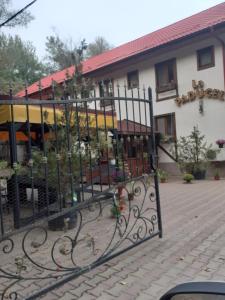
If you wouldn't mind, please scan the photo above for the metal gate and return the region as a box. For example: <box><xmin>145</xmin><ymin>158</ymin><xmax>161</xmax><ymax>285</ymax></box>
<box><xmin>0</xmin><ymin>84</ymin><xmax>162</xmax><ymax>299</ymax></box>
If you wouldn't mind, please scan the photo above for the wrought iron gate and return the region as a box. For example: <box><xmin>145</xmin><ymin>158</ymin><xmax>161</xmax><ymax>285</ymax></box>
<box><xmin>0</xmin><ymin>84</ymin><xmax>162</xmax><ymax>299</ymax></box>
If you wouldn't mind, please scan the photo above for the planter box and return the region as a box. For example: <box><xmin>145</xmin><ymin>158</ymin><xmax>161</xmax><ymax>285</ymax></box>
<box><xmin>193</xmin><ymin>170</ymin><xmax>206</xmax><ymax>180</ymax></box>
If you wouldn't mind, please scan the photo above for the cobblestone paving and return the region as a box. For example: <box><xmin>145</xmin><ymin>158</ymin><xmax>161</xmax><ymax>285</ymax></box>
<box><xmin>41</xmin><ymin>180</ymin><xmax>225</xmax><ymax>299</ymax></box>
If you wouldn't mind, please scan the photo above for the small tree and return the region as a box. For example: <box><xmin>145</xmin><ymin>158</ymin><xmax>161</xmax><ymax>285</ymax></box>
<box><xmin>175</xmin><ymin>126</ymin><xmax>213</xmax><ymax>174</ymax></box>
<box><xmin>86</xmin><ymin>36</ymin><xmax>112</xmax><ymax>58</ymax></box>
<box><xmin>0</xmin><ymin>34</ymin><xmax>46</xmax><ymax>93</ymax></box>
<box><xmin>29</xmin><ymin>41</ymin><xmax>113</xmax><ymax>205</ymax></box>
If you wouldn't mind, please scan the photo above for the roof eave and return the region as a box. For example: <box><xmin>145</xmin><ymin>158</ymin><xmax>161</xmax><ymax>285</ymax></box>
<box><xmin>84</xmin><ymin>22</ymin><xmax>225</xmax><ymax>76</ymax></box>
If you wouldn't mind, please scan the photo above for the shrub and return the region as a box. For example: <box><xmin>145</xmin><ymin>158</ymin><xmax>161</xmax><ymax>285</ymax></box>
<box><xmin>183</xmin><ymin>173</ymin><xmax>194</xmax><ymax>183</ymax></box>
<box><xmin>173</xmin><ymin>126</ymin><xmax>213</xmax><ymax>175</ymax></box>
<box><xmin>206</xmin><ymin>149</ymin><xmax>217</xmax><ymax>160</ymax></box>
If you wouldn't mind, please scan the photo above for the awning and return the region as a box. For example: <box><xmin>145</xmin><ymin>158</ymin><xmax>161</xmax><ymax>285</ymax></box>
<box><xmin>0</xmin><ymin>105</ymin><xmax>117</xmax><ymax>129</ymax></box>
<box><xmin>0</xmin><ymin>131</ymin><xmax>36</xmax><ymax>142</ymax></box>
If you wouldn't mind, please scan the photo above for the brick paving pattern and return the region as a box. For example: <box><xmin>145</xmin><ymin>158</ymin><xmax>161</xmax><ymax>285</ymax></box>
<box><xmin>42</xmin><ymin>180</ymin><xmax>225</xmax><ymax>299</ymax></box>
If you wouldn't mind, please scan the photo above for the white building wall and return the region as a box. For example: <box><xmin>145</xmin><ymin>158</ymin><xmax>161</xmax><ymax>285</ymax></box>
<box><xmin>92</xmin><ymin>36</ymin><xmax>225</xmax><ymax>163</ymax></box>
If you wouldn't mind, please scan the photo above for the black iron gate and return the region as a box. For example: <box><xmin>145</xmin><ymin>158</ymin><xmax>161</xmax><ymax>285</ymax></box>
<box><xmin>0</xmin><ymin>84</ymin><xmax>162</xmax><ymax>299</ymax></box>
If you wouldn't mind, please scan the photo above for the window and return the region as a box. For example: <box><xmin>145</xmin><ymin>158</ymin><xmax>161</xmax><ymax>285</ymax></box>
<box><xmin>99</xmin><ymin>79</ymin><xmax>114</xmax><ymax>107</ymax></box>
<box><xmin>197</xmin><ymin>46</ymin><xmax>215</xmax><ymax>70</ymax></box>
<box><xmin>155</xmin><ymin>59</ymin><xmax>177</xmax><ymax>93</ymax></box>
<box><xmin>99</xmin><ymin>79</ymin><xmax>113</xmax><ymax>97</ymax></box>
<box><xmin>155</xmin><ymin>113</ymin><xmax>176</xmax><ymax>138</ymax></box>
<box><xmin>127</xmin><ymin>70</ymin><xmax>139</xmax><ymax>89</ymax></box>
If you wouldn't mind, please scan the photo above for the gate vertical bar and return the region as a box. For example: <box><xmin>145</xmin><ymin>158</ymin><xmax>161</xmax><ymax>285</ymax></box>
<box><xmin>9</xmin><ymin>85</ymin><xmax>20</xmax><ymax>229</ymax></box>
<box><xmin>148</xmin><ymin>87</ymin><xmax>163</xmax><ymax>238</ymax></box>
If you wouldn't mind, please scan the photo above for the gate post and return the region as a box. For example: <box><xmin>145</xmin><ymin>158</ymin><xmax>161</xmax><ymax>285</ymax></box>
<box><xmin>148</xmin><ymin>87</ymin><xmax>163</xmax><ymax>238</ymax></box>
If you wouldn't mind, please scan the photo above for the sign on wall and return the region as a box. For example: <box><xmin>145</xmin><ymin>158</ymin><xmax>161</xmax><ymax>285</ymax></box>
<box><xmin>175</xmin><ymin>80</ymin><xmax>225</xmax><ymax>106</ymax></box>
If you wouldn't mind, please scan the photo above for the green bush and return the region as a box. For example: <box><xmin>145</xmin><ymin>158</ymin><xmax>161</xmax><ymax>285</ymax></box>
<box><xmin>206</xmin><ymin>149</ymin><xmax>217</xmax><ymax>160</ymax></box>
<box><xmin>183</xmin><ymin>173</ymin><xmax>194</xmax><ymax>183</ymax></box>
<box><xmin>173</xmin><ymin>126</ymin><xmax>213</xmax><ymax>175</ymax></box>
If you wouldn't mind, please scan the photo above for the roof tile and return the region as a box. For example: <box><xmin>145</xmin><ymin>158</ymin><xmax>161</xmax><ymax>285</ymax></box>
<box><xmin>17</xmin><ymin>2</ymin><xmax>225</xmax><ymax>97</ymax></box>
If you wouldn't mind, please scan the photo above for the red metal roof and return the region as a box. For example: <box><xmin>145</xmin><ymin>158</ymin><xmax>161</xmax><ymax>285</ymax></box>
<box><xmin>17</xmin><ymin>2</ymin><xmax>225</xmax><ymax>97</ymax></box>
<box><xmin>117</xmin><ymin>119</ymin><xmax>151</xmax><ymax>135</ymax></box>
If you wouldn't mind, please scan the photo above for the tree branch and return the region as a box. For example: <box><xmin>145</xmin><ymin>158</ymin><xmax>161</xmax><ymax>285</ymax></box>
<box><xmin>0</xmin><ymin>0</ymin><xmax>37</xmax><ymax>28</ymax></box>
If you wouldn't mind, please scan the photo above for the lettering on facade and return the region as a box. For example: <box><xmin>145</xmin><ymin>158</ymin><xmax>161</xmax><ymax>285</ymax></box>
<box><xmin>175</xmin><ymin>80</ymin><xmax>225</xmax><ymax>106</ymax></box>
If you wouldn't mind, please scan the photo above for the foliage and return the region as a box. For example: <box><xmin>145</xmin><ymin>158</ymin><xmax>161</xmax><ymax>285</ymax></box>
<box><xmin>175</xmin><ymin>126</ymin><xmax>213</xmax><ymax>173</ymax></box>
<box><xmin>110</xmin><ymin>204</ymin><xmax>121</xmax><ymax>217</ymax></box>
<box><xmin>86</xmin><ymin>36</ymin><xmax>112</xmax><ymax>58</ymax></box>
<box><xmin>0</xmin><ymin>0</ymin><xmax>34</xmax><ymax>28</ymax></box>
<box><xmin>50</xmin><ymin>38</ymin><xmax>94</xmax><ymax>100</ymax></box>
<box><xmin>183</xmin><ymin>173</ymin><xmax>194</xmax><ymax>183</ymax></box>
<box><xmin>157</xmin><ymin>169</ymin><xmax>168</xmax><ymax>182</ymax></box>
<box><xmin>28</xmin><ymin>109</ymin><xmax>111</xmax><ymax>203</ymax></box>
<box><xmin>0</xmin><ymin>34</ymin><xmax>46</xmax><ymax>92</ymax></box>
<box><xmin>0</xmin><ymin>160</ymin><xmax>8</xmax><ymax>170</ymax></box>
<box><xmin>0</xmin><ymin>160</ymin><xmax>25</xmax><ymax>178</ymax></box>
<box><xmin>206</xmin><ymin>149</ymin><xmax>218</xmax><ymax>160</ymax></box>
<box><xmin>160</xmin><ymin>133</ymin><xmax>174</xmax><ymax>144</ymax></box>
<box><xmin>27</xmin><ymin>42</ymin><xmax>112</xmax><ymax>202</ymax></box>
<box><xmin>45</xmin><ymin>34</ymin><xmax>84</xmax><ymax>72</ymax></box>
<box><xmin>45</xmin><ymin>34</ymin><xmax>112</xmax><ymax>72</ymax></box>
<box><xmin>214</xmin><ymin>170</ymin><xmax>220</xmax><ymax>179</ymax></box>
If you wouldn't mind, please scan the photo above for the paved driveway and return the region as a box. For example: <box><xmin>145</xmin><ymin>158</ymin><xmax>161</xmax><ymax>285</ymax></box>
<box><xmin>42</xmin><ymin>180</ymin><xmax>225</xmax><ymax>300</ymax></box>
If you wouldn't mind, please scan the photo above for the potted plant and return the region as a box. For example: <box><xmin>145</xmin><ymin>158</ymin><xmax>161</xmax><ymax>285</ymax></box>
<box><xmin>214</xmin><ymin>170</ymin><xmax>220</xmax><ymax>180</ymax></box>
<box><xmin>216</xmin><ymin>139</ymin><xmax>225</xmax><ymax>148</ymax></box>
<box><xmin>192</xmin><ymin>162</ymin><xmax>207</xmax><ymax>180</ymax></box>
<box><xmin>157</xmin><ymin>169</ymin><xmax>168</xmax><ymax>183</ymax></box>
<box><xmin>183</xmin><ymin>173</ymin><xmax>194</xmax><ymax>183</ymax></box>
<box><xmin>175</xmin><ymin>127</ymin><xmax>213</xmax><ymax>180</ymax></box>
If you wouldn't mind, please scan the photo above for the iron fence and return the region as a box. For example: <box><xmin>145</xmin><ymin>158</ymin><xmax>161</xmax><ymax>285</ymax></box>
<box><xmin>0</xmin><ymin>83</ymin><xmax>162</xmax><ymax>299</ymax></box>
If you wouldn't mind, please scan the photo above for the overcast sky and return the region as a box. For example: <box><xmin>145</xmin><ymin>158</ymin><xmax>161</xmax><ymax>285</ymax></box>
<box><xmin>2</xmin><ymin>0</ymin><xmax>224</xmax><ymax>59</ymax></box>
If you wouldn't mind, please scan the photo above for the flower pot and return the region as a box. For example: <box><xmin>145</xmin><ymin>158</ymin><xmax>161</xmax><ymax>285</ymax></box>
<box><xmin>219</xmin><ymin>144</ymin><xmax>224</xmax><ymax>149</ymax></box>
<box><xmin>193</xmin><ymin>170</ymin><xmax>206</xmax><ymax>180</ymax></box>
<box><xmin>184</xmin><ymin>179</ymin><xmax>192</xmax><ymax>184</ymax></box>
<box><xmin>160</xmin><ymin>178</ymin><xmax>166</xmax><ymax>183</ymax></box>
<box><xmin>214</xmin><ymin>175</ymin><xmax>220</xmax><ymax>180</ymax></box>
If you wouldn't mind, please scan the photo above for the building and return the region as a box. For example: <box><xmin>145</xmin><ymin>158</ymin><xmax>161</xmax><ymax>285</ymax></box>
<box><xmin>17</xmin><ymin>2</ymin><xmax>225</xmax><ymax>174</ymax></box>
